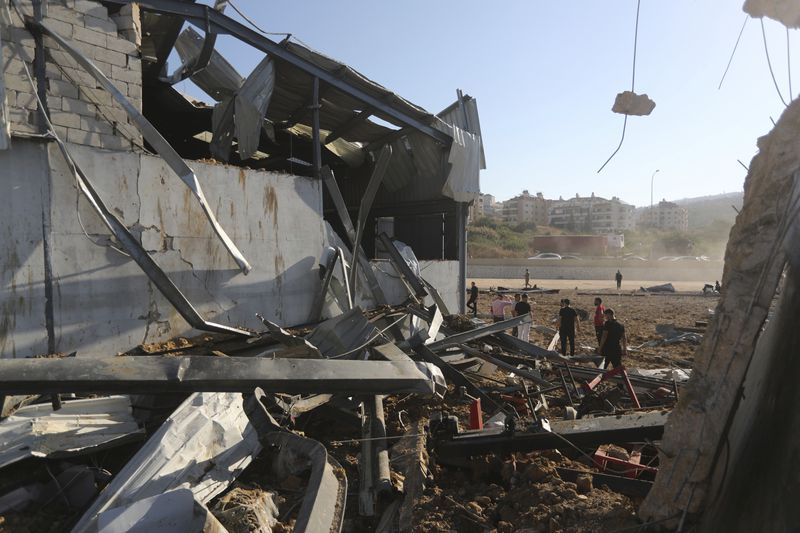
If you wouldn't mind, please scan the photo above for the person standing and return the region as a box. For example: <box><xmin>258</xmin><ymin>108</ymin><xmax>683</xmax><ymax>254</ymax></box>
<box><xmin>615</xmin><ymin>270</ymin><xmax>623</xmax><ymax>290</ymax></box>
<box><xmin>490</xmin><ymin>293</ymin><xmax>513</xmax><ymax>323</ymax></box>
<box><xmin>514</xmin><ymin>294</ymin><xmax>533</xmax><ymax>342</ymax></box>
<box><xmin>524</xmin><ymin>268</ymin><xmax>531</xmax><ymax>289</ymax></box>
<box><xmin>467</xmin><ymin>282</ymin><xmax>479</xmax><ymax>316</ymax></box>
<box><xmin>556</xmin><ymin>298</ymin><xmax>579</xmax><ymax>356</ymax></box>
<box><xmin>593</xmin><ymin>297</ymin><xmax>606</xmax><ymax>345</ymax></box>
<box><xmin>598</xmin><ymin>308</ymin><xmax>628</xmax><ymax>369</ymax></box>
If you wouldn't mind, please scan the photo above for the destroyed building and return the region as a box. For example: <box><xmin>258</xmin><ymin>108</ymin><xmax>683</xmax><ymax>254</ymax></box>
<box><xmin>0</xmin><ymin>0</ymin><xmax>483</xmax><ymax>357</ymax></box>
<box><xmin>0</xmin><ymin>1</ymin><xmax>798</xmax><ymax>532</ymax></box>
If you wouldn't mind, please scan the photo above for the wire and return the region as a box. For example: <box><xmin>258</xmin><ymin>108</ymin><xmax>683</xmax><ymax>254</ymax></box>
<box><xmin>788</xmin><ymin>27</ymin><xmax>793</xmax><ymax>99</ymax></box>
<box><xmin>718</xmin><ymin>16</ymin><xmax>748</xmax><ymax>90</ymax></box>
<box><xmin>597</xmin><ymin>0</ymin><xmax>641</xmax><ymax>173</ymax></box>
<box><xmin>761</xmin><ymin>19</ymin><xmax>789</xmax><ymax>107</ymax></box>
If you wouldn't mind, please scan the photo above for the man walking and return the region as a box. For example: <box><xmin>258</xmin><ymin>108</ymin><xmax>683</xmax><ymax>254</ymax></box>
<box><xmin>490</xmin><ymin>293</ymin><xmax>513</xmax><ymax>323</ymax></box>
<box><xmin>615</xmin><ymin>270</ymin><xmax>623</xmax><ymax>290</ymax></box>
<box><xmin>524</xmin><ymin>268</ymin><xmax>531</xmax><ymax>289</ymax></box>
<box><xmin>467</xmin><ymin>281</ymin><xmax>479</xmax><ymax>316</ymax></box>
<box><xmin>514</xmin><ymin>294</ymin><xmax>533</xmax><ymax>342</ymax></box>
<box><xmin>556</xmin><ymin>298</ymin><xmax>579</xmax><ymax>356</ymax></box>
<box><xmin>593</xmin><ymin>297</ymin><xmax>606</xmax><ymax>345</ymax></box>
<box><xmin>598</xmin><ymin>308</ymin><xmax>628</xmax><ymax>369</ymax></box>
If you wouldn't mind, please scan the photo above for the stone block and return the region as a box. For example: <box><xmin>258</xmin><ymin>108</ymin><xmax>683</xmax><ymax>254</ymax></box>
<box><xmin>49</xmin><ymin>110</ymin><xmax>81</xmax><ymax>129</ymax></box>
<box><xmin>73</xmin><ymin>25</ymin><xmax>106</xmax><ymax>48</ymax></box>
<box><xmin>106</xmin><ymin>36</ymin><xmax>138</xmax><ymax>55</ymax></box>
<box><xmin>42</xmin><ymin>18</ymin><xmax>74</xmax><ymax>38</ymax></box>
<box><xmin>126</xmin><ymin>82</ymin><xmax>141</xmax><ymax>99</ymax></box>
<box><xmin>111</xmin><ymin>64</ymin><xmax>140</xmax><ymax>84</ymax></box>
<box><xmin>73</xmin><ymin>0</ymin><xmax>108</xmax><ymax>20</ymax></box>
<box><xmin>80</xmin><ymin>115</ymin><xmax>113</xmax><ymax>135</ymax></box>
<box><xmin>15</xmin><ymin>91</ymin><xmax>38</xmax><ymax>110</ymax></box>
<box><xmin>83</xmin><ymin>15</ymin><xmax>118</xmax><ymax>36</ymax></box>
<box><xmin>4</xmin><ymin>73</ymin><xmax>32</xmax><ymax>92</ymax></box>
<box><xmin>93</xmin><ymin>48</ymin><xmax>127</xmax><ymax>68</ymax></box>
<box><xmin>61</xmin><ymin>95</ymin><xmax>94</xmax><ymax>116</ymax></box>
<box><xmin>66</xmin><ymin>127</ymin><xmax>101</xmax><ymax>146</ymax></box>
<box><xmin>126</xmin><ymin>56</ymin><xmax>141</xmax><ymax>73</ymax></box>
<box><xmin>92</xmin><ymin>59</ymin><xmax>113</xmax><ymax>77</ymax></box>
<box><xmin>48</xmin><ymin>78</ymin><xmax>80</xmax><ymax>99</ymax></box>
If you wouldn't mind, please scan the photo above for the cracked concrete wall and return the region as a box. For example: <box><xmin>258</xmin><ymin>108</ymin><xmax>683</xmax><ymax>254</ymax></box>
<box><xmin>0</xmin><ymin>137</ymin><xmax>324</xmax><ymax>357</ymax></box>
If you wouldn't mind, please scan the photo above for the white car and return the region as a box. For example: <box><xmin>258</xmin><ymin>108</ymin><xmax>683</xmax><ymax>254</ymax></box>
<box><xmin>623</xmin><ymin>255</ymin><xmax>647</xmax><ymax>261</ymax></box>
<box><xmin>527</xmin><ymin>253</ymin><xmax>562</xmax><ymax>260</ymax></box>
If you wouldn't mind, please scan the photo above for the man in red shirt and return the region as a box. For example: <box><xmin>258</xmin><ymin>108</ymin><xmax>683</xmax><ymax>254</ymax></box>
<box><xmin>593</xmin><ymin>297</ymin><xmax>606</xmax><ymax>345</ymax></box>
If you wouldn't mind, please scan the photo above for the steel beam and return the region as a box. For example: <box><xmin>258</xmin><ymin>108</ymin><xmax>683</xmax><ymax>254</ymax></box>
<box><xmin>426</xmin><ymin>314</ymin><xmax>531</xmax><ymax>352</ymax></box>
<box><xmin>378</xmin><ymin>232</ymin><xmax>428</xmax><ymax>299</ymax></box>
<box><xmin>432</xmin><ymin>411</ymin><xmax>668</xmax><ymax>459</ymax></box>
<box><xmin>325</xmin><ymin>107</ymin><xmax>373</xmax><ymax>144</ymax></box>
<box><xmin>0</xmin><ymin>357</ymin><xmax>447</xmax><ymax>396</ymax></box>
<box><xmin>104</xmin><ymin>0</ymin><xmax>451</xmax><ymax>145</ymax></box>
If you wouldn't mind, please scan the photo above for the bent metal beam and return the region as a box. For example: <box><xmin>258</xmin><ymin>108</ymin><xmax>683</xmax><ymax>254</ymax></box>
<box><xmin>0</xmin><ymin>357</ymin><xmax>447</xmax><ymax>396</ymax></box>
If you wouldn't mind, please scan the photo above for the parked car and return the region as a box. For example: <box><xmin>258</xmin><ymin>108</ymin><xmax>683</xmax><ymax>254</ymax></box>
<box><xmin>623</xmin><ymin>255</ymin><xmax>647</xmax><ymax>261</ymax></box>
<box><xmin>527</xmin><ymin>253</ymin><xmax>562</xmax><ymax>260</ymax></box>
<box><xmin>560</xmin><ymin>254</ymin><xmax>582</xmax><ymax>260</ymax></box>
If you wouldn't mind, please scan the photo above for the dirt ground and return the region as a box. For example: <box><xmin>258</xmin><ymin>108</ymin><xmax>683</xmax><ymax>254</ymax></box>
<box><xmin>0</xmin><ymin>282</ymin><xmax>714</xmax><ymax>533</ymax></box>
<box><xmin>474</xmin><ymin>279</ymin><xmax>718</xmax><ymax>369</ymax></box>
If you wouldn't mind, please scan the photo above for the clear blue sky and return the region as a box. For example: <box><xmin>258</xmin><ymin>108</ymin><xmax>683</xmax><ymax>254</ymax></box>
<box><xmin>191</xmin><ymin>1</ymin><xmax>792</xmax><ymax>207</ymax></box>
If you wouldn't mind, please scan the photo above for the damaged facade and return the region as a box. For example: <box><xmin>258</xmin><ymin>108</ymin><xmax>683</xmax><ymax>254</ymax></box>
<box><xmin>0</xmin><ymin>0</ymin><xmax>482</xmax><ymax>357</ymax></box>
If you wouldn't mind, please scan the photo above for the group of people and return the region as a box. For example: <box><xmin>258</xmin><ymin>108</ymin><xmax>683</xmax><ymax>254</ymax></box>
<box><xmin>553</xmin><ymin>297</ymin><xmax>628</xmax><ymax>369</ymax></box>
<box><xmin>468</xmin><ymin>282</ymin><xmax>628</xmax><ymax>370</ymax></box>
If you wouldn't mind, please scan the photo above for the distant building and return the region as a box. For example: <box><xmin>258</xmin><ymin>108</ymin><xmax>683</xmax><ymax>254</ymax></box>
<box><xmin>469</xmin><ymin>193</ymin><xmax>500</xmax><ymax>220</ymax></box>
<box><xmin>501</xmin><ymin>190</ymin><xmax>551</xmax><ymax>226</ymax></box>
<box><xmin>548</xmin><ymin>193</ymin><xmax>635</xmax><ymax>233</ymax></box>
<box><xmin>637</xmin><ymin>200</ymin><xmax>689</xmax><ymax>231</ymax></box>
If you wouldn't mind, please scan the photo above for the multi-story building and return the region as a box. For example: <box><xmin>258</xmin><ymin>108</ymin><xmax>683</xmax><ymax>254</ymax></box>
<box><xmin>548</xmin><ymin>193</ymin><xmax>635</xmax><ymax>233</ymax></box>
<box><xmin>501</xmin><ymin>190</ymin><xmax>551</xmax><ymax>226</ymax></box>
<box><xmin>637</xmin><ymin>200</ymin><xmax>689</xmax><ymax>231</ymax></box>
<box><xmin>469</xmin><ymin>193</ymin><xmax>500</xmax><ymax>220</ymax></box>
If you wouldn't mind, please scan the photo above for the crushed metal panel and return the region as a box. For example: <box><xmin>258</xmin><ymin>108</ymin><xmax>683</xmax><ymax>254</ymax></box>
<box><xmin>0</xmin><ymin>396</ymin><xmax>144</xmax><ymax>469</ymax></box>
<box><xmin>305</xmin><ymin>306</ymin><xmax>379</xmax><ymax>357</ymax></box>
<box><xmin>30</xmin><ymin>19</ymin><xmax>252</xmax><ymax>274</ymax></box>
<box><xmin>235</xmin><ymin>55</ymin><xmax>275</xmax><ymax>160</ymax></box>
<box><xmin>425</xmin><ymin>314</ymin><xmax>531</xmax><ymax>352</ymax></box>
<box><xmin>96</xmin><ymin>488</ymin><xmax>227</xmax><ymax>533</ymax></box>
<box><xmin>72</xmin><ymin>392</ymin><xmax>260</xmax><ymax>533</ymax></box>
<box><xmin>175</xmin><ymin>26</ymin><xmax>244</xmax><ymax>100</ymax></box>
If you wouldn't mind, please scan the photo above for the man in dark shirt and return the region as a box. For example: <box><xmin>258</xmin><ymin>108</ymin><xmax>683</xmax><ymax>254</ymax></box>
<box><xmin>514</xmin><ymin>294</ymin><xmax>532</xmax><ymax>341</ymax></box>
<box><xmin>599</xmin><ymin>308</ymin><xmax>628</xmax><ymax>369</ymax></box>
<box><xmin>556</xmin><ymin>298</ymin><xmax>579</xmax><ymax>356</ymax></box>
<box><xmin>467</xmin><ymin>282</ymin><xmax>479</xmax><ymax>316</ymax></box>
<box><xmin>615</xmin><ymin>270</ymin><xmax>623</xmax><ymax>290</ymax></box>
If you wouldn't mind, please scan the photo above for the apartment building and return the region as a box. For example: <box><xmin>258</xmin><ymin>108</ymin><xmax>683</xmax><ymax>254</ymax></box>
<box><xmin>637</xmin><ymin>200</ymin><xmax>689</xmax><ymax>231</ymax></box>
<box><xmin>501</xmin><ymin>190</ymin><xmax>551</xmax><ymax>226</ymax></box>
<box><xmin>548</xmin><ymin>193</ymin><xmax>635</xmax><ymax>233</ymax></box>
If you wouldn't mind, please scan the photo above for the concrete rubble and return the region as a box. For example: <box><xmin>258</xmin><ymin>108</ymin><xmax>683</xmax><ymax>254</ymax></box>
<box><xmin>0</xmin><ymin>0</ymin><xmax>792</xmax><ymax>531</ymax></box>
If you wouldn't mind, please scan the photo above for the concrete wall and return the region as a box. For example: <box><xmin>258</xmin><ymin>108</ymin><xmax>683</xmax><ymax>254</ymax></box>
<box><xmin>0</xmin><ymin>138</ymin><xmax>324</xmax><ymax>357</ymax></box>
<box><xmin>467</xmin><ymin>258</ymin><xmax>724</xmax><ymax>282</ymax></box>
<box><xmin>3</xmin><ymin>0</ymin><xmax>142</xmax><ymax>150</ymax></box>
